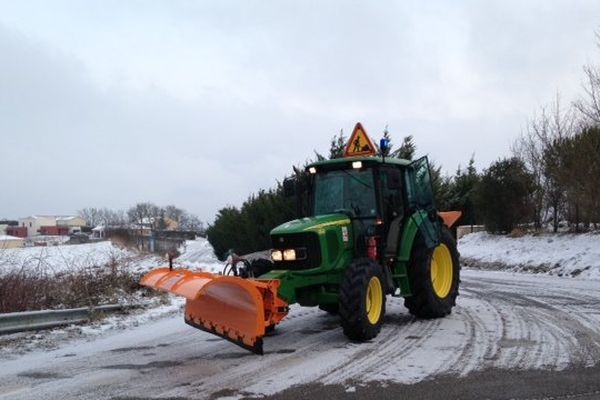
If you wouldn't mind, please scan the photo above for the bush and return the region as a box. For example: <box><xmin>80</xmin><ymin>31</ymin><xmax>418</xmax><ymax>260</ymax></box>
<box><xmin>475</xmin><ymin>158</ymin><xmax>534</xmax><ymax>233</ymax></box>
<box><xmin>0</xmin><ymin>261</ymin><xmax>145</xmax><ymax>313</ymax></box>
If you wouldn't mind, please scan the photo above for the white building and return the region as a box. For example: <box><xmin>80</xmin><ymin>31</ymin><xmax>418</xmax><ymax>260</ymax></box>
<box><xmin>56</xmin><ymin>216</ymin><xmax>87</xmax><ymax>233</ymax></box>
<box><xmin>18</xmin><ymin>215</ymin><xmax>57</xmax><ymax>237</ymax></box>
<box><xmin>91</xmin><ymin>225</ymin><xmax>106</xmax><ymax>239</ymax></box>
<box><xmin>18</xmin><ymin>215</ymin><xmax>88</xmax><ymax>237</ymax></box>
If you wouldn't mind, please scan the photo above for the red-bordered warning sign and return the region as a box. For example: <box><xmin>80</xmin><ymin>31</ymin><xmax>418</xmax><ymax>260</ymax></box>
<box><xmin>343</xmin><ymin>122</ymin><xmax>377</xmax><ymax>157</ymax></box>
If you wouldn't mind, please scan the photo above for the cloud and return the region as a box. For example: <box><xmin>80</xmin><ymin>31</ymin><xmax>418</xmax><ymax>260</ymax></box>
<box><xmin>1</xmin><ymin>1</ymin><xmax>599</xmax><ymax>222</ymax></box>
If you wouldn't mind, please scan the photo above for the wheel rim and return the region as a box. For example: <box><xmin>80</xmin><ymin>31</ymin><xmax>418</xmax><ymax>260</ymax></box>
<box><xmin>365</xmin><ymin>276</ymin><xmax>383</xmax><ymax>324</ymax></box>
<box><xmin>430</xmin><ymin>243</ymin><xmax>453</xmax><ymax>298</ymax></box>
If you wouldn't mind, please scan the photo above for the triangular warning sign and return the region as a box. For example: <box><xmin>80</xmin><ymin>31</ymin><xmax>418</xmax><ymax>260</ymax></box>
<box><xmin>344</xmin><ymin>122</ymin><xmax>377</xmax><ymax>157</ymax></box>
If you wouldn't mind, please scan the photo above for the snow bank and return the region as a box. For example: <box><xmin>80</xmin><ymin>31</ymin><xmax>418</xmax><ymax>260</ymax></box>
<box><xmin>176</xmin><ymin>238</ymin><xmax>223</xmax><ymax>273</ymax></box>
<box><xmin>0</xmin><ymin>296</ymin><xmax>185</xmax><ymax>358</ymax></box>
<box><xmin>459</xmin><ymin>231</ymin><xmax>600</xmax><ymax>279</ymax></box>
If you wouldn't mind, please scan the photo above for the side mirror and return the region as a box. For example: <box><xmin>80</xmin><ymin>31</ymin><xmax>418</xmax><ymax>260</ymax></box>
<box><xmin>283</xmin><ymin>178</ymin><xmax>296</xmax><ymax>197</ymax></box>
<box><xmin>387</xmin><ymin>169</ymin><xmax>403</xmax><ymax>190</ymax></box>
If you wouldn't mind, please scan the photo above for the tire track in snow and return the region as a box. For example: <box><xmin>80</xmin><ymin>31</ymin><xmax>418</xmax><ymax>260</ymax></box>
<box><xmin>463</xmin><ymin>274</ymin><xmax>600</xmax><ymax>371</ymax></box>
<box><xmin>462</xmin><ymin>284</ymin><xmax>567</xmax><ymax>371</ymax></box>
<box><xmin>448</xmin><ymin>292</ymin><xmax>502</xmax><ymax>376</ymax></box>
<box><xmin>319</xmin><ymin>310</ymin><xmax>441</xmax><ymax>384</ymax></box>
<box><xmin>177</xmin><ymin>308</ymin><xmax>339</xmax><ymax>395</ymax></box>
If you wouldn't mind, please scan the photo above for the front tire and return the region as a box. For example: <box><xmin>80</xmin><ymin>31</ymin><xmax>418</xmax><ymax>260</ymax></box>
<box><xmin>318</xmin><ymin>303</ymin><xmax>339</xmax><ymax>314</ymax></box>
<box><xmin>404</xmin><ymin>226</ymin><xmax>460</xmax><ymax>318</ymax></box>
<box><xmin>339</xmin><ymin>259</ymin><xmax>386</xmax><ymax>341</ymax></box>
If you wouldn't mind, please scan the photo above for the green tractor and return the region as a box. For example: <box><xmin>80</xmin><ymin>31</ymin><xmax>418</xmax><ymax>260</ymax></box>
<box><xmin>263</xmin><ymin>154</ymin><xmax>461</xmax><ymax>341</ymax></box>
<box><xmin>141</xmin><ymin>127</ymin><xmax>461</xmax><ymax>353</ymax></box>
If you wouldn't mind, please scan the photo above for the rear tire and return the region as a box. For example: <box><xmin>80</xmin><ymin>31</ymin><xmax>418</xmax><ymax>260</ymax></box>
<box><xmin>404</xmin><ymin>226</ymin><xmax>460</xmax><ymax>318</ymax></box>
<box><xmin>339</xmin><ymin>259</ymin><xmax>386</xmax><ymax>341</ymax></box>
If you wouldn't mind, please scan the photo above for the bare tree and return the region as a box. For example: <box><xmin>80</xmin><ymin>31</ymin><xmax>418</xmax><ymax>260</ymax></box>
<box><xmin>103</xmin><ymin>209</ymin><xmax>127</xmax><ymax>227</ymax></box>
<box><xmin>79</xmin><ymin>207</ymin><xmax>128</xmax><ymax>228</ymax></box>
<box><xmin>513</xmin><ymin>95</ymin><xmax>575</xmax><ymax>231</ymax></box>
<box><xmin>127</xmin><ymin>202</ymin><xmax>156</xmax><ymax>249</ymax></box>
<box><xmin>181</xmin><ymin>214</ymin><xmax>204</xmax><ymax>233</ymax></box>
<box><xmin>164</xmin><ymin>205</ymin><xmax>186</xmax><ymax>227</ymax></box>
<box><xmin>78</xmin><ymin>208</ymin><xmax>100</xmax><ymax>227</ymax></box>
<box><xmin>574</xmin><ymin>31</ymin><xmax>600</xmax><ymax>125</ymax></box>
<box><xmin>148</xmin><ymin>204</ymin><xmax>162</xmax><ymax>230</ymax></box>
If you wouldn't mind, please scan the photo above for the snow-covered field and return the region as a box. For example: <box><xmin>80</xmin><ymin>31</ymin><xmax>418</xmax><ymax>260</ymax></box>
<box><xmin>0</xmin><ymin>238</ymin><xmax>224</xmax><ymax>276</ymax></box>
<box><xmin>459</xmin><ymin>231</ymin><xmax>600</xmax><ymax>280</ymax></box>
<box><xmin>0</xmin><ymin>241</ymin><xmax>157</xmax><ymax>276</ymax></box>
<box><xmin>0</xmin><ymin>237</ymin><xmax>222</xmax><ymax>356</ymax></box>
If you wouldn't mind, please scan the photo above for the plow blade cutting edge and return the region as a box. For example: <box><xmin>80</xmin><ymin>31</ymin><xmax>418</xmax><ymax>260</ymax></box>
<box><xmin>140</xmin><ymin>268</ymin><xmax>288</xmax><ymax>354</ymax></box>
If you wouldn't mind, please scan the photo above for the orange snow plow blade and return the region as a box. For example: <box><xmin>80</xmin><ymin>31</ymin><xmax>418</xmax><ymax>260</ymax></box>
<box><xmin>140</xmin><ymin>268</ymin><xmax>288</xmax><ymax>354</ymax></box>
<box><xmin>438</xmin><ymin>211</ymin><xmax>462</xmax><ymax>228</ymax></box>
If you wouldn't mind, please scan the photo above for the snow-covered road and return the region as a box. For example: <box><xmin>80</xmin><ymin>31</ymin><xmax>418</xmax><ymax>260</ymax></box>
<box><xmin>1</xmin><ymin>269</ymin><xmax>599</xmax><ymax>400</ymax></box>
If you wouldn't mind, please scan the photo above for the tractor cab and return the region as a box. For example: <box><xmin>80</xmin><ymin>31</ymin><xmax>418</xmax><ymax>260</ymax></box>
<box><xmin>283</xmin><ymin>152</ymin><xmax>441</xmax><ymax>265</ymax></box>
<box><xmin>304</xmin><ymin>157</ymin><xmax>414</xmax><ymax>261</ymax></box>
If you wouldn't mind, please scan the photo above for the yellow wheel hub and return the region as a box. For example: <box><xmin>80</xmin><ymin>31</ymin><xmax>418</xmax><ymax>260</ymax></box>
<box><xmin>365</xmin><ymin>276</ymin><xmax>383</xmax><ymax>324</ymax></box>
<box><xmin>430</xmin><ymin>244</ymin><xmax>454</xmax><ymax>298</ymax></box>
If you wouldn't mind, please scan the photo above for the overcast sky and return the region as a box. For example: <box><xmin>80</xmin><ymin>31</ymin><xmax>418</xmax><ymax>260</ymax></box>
<box><xmin>1</xmin><ymin>1</ymin><xmax>599</xmax><ymax>223</ymax></box>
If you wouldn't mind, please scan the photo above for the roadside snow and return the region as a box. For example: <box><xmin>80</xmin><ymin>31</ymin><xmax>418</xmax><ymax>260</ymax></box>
<box><xmin>0</xmin><ymin>296</ymin><xmax>185</xmax><ymax>360</ymax></box>
<box><xmin>0</xmin><ymin>237</ymin><xmax>223</xmax><ymax>356</ymax></box>
<box><xmin>176</xmin><ymin>238</ymin><xmax>223</xmax><ymax>273</ymax></box>
<box><xmin>459</xmin><ymin>231</ymin><xmax>600</xmax><ymax>279</ymax></box>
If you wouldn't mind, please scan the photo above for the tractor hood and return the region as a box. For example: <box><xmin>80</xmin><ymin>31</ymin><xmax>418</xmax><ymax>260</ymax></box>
<box><xmin>271</xmin><ymin>214</ymin><xmax>351</xmax><ymax>235</ymax></box>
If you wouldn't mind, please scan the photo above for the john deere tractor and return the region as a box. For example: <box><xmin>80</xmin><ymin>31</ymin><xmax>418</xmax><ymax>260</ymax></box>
<box><xmin>141</xmin><ymin>124</ymin><xmax>461</xmax><ymax>354</ymax></box>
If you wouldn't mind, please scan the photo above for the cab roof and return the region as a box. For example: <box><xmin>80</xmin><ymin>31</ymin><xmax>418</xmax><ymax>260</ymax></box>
<box><xmin>306</xmin><ymin>156</ymin><xmax>412</xmax><ymax>171</ymax></box>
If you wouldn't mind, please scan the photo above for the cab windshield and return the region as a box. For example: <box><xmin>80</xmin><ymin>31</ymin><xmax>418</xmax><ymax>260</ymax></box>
<box><xmin>313</xmin><ymin>169</ymin><xmax>378</xmax><ymax>218</ymax></box>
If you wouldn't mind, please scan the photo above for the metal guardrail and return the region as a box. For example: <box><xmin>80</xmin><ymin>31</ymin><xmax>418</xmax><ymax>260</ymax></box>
<box><xmin>456</xmin><ymin>225</ymin><xmax>485</xmax><ymax>239</ymax></box>
<box><xmin>0</xmin><ymin>304</ymin><xmax>137</xmax><ymax>335</ymax></box>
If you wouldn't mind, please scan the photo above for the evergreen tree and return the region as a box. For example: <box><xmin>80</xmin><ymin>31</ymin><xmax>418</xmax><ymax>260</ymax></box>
<box><xmin>447</xmin><ymin>155</ymin><xmax>480</xmax><ymax>225</ymax></box>
<box><xmin>393</xmin><ymin>135</ymin><xmax>416</xmax><ymax>160</ymax></box>
<box><xmin>206</xmin><ymin>186</ymin><xmax>295</xmax><ymax>260</ymax></box>
<box><xmin>475</xmin><ymin>158</ymin><xmax>533</xmax><ymax>233</ymax></box>
<box><xmin>429</xmin><ymin>160</ymin><xmax>450</xmax><ymax>210</ymax></box>
<box><xmin>329</xmin><ymin>129</ymin><xmax>347</xmax><ymax>159</ymax></box>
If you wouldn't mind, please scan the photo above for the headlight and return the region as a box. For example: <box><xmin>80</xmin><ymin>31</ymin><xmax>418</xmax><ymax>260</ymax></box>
<box><xmin>283</xmin><ymin>249</ymin><xmax>296</xmax><ymax>261</ymax></box>
<box><xmin>271</xmin><ymin>250</ymin><xmax>283</xmax><ymax>261</ymax></box>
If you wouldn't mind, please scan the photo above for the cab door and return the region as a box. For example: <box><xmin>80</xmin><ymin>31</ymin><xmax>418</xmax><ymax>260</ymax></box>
<box><xmin>407</xmin><ymin>156</ymin><xmax>440</xmax><ymax>247</ymax></box>
<box><xmin>407</xmin><ymin>156</ymin><xmax>436</xmax><ymax>212</ymax></box>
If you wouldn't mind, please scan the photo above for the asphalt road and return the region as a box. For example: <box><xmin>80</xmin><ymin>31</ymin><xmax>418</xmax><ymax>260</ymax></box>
<box><xmin>266</xmin><ymin>364</ymin><xmax>600</xmax><ymax>400</ymax></box>
<box><xmin>1</xmin><ymin>269</ymin><xmax>599</xmax><ymax>400</ymax></box>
